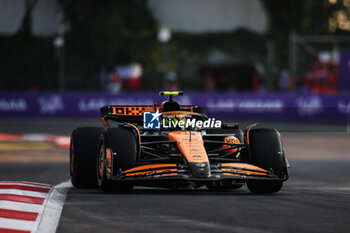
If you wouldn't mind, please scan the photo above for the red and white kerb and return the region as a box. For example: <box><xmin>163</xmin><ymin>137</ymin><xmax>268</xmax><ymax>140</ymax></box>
<box><xmin>0</xmin><ymin>181</ymin><xmax>53</xmax><ymax>233</ymax></box>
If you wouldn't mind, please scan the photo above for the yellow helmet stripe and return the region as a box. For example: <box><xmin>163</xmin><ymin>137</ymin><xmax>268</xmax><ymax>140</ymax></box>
<box><xmin>159</xmin><ymin>91</ymin><xmax>183</xmax><ymax>96</ymax></box>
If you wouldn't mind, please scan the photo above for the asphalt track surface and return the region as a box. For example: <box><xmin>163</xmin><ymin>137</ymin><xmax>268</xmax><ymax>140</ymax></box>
<box><xmin>1</xmin><ymin>119</ymin><xmax>350</xmax><ymax>233</ymax></box>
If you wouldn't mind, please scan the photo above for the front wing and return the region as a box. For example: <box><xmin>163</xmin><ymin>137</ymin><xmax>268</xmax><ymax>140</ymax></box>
<box><xmin>115</xmin><ymin>163</ymin><xmax>287</xmax><ymax>184</ymax></box>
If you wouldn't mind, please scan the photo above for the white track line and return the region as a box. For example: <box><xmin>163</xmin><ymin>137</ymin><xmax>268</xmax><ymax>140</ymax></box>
<box><xmin>35</xmin><ymin>180</ymin><xmax>72</xmax><ymax>233</ymax></box>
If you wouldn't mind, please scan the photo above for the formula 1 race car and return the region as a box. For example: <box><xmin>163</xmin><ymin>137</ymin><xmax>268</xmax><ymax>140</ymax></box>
<box><xmin>69</xmin><ymin>91</ymin><xmax>289</xmax><ymax>193</ymax></box>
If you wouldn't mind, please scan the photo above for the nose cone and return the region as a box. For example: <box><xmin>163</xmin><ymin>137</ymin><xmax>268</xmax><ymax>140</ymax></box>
<box><xmin>189</xmin><ymin>162</ymin><xmax>211</xmax><ymax>178</ymax></box>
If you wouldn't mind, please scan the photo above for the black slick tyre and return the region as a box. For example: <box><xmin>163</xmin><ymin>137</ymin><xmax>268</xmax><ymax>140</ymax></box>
<box><xmin>97</xmin><ymin>127</ymin><xmax>137</xmax><ymax>192</ymax></box>
<box><xmin>70</xmin><ymin>127</ymin><xmax>103</xmax><ymax>189</ymax></box>
<box><xmin>246</xmin><ymin>128</ymin><xmax>287</xmax><ymax>194</ymax></box>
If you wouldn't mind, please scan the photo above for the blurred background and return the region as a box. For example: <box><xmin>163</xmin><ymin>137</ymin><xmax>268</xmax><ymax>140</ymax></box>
<box><xmin>0</xmin><ymin>0</ymin><xmax>349</xmax><ymax>130</ymax></box>
<box><xmin>1</xmin><ymin>0</ymin><xmax>350</xmax><ymax>93</ymax></box>
<box><xmin>1</xmin><ymin>4</ymin><xmax>350</xmax><ymax>232</ymax></box>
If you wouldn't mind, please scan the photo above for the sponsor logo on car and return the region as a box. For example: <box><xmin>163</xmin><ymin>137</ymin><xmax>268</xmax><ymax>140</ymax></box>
<box><xmin>195</xmin><ymin>163</ymin><xmax>206</xmax><ymax>167</ymax></box>
<box><xmin>143</xmin><ymin>110</ymin><xmax>161</xmax><ymax>129</ymax></box>
<box><xmin>143</xmin><ymin>111</ymin><xmax>222</xmax><ymax>129</ymax></box>
<box><xmin>162</xmin><ymin>117</ymin><xmax>221</xmax><ymax>129</ymax></box>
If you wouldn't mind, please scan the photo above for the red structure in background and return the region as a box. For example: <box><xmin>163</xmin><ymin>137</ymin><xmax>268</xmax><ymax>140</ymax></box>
<box><xmin>307</xmin><ymin>61</ymin><xmax>338</xmax><ymax>94</ymax></box>
<box><xmin>104</xmin><ymin>64</ymin><xmax>142</xmax><ymax>93</ymax></box>
<box><xmin>121</xmin><ymin>78</ymin><xmax>141</xmax><ymax>89</ymax></box>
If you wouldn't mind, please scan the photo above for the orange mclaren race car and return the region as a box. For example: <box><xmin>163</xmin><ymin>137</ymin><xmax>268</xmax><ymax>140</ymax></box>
<box><xmin>69</xmin><ymin>91</ymin><xmax>289</xmax><ymax>193</ymax></box>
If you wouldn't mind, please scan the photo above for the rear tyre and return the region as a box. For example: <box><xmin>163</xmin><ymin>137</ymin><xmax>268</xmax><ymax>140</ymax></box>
<box><xmin>70</xmin><ymin>127</ymin><xmax>103</xmax><ymax>189</ymax></box>
<box><xmin>97</xmin><ymin>127</ymin><xmax>137</xmax><ymax>192</ymax></box>
<box><xmin>246</xmin><ymin>128</ymin><xmax>287</xmax><ymax>194</ymax></box>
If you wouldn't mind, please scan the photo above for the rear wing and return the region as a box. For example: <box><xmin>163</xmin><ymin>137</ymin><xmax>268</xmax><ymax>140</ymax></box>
<box><xmin>100</xmin><ymin>105</ymin><xmax>204</xmax><ymax>127</ymax></box>
<box><xmin>100</xmin><ymin>105</ymin><xmax>156</xmax><ymax>127</ymax></box>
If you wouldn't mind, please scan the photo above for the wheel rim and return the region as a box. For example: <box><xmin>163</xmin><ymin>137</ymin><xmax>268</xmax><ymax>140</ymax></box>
<box><xmin>98</xmin><ymin>145</ymin><xmax>105</xmax><ymax>182</ymax></box>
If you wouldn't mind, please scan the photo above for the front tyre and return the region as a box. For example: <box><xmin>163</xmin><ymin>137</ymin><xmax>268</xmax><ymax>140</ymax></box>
<box><xmin>246</xmin><ymin>128</ymin><xmax>287</xmax><ymax>194</ymax></box>
<box><xmin>70</xmin><ymin>127</ymin><xmax>103</xmax><ymax>189</ymax></box>
<box><xmin>97</xmin><ymin>127</ymin><xmax>137</xmax><ymax>192</ymax></box>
